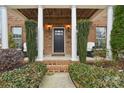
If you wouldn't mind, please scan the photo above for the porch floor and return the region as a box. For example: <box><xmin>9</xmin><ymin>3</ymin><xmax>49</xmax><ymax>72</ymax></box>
<box><xmin>24</xmin><ymin>56</ymin><xmax>105</xmax><ymax>72</ymax></box>
<box><xmin>24</xmin><ymin>56</ymin><xmax>105</xmax><ymax>62</ymax></box>
<box><xmin>44</xmin><ymin>55</ymin><xmax>104</xmax><ymax>61</ymax></box>
<box><xmin>44</xmin><ymin>55</ymin><xmax>71</xmax><ymax>61</ymax></box>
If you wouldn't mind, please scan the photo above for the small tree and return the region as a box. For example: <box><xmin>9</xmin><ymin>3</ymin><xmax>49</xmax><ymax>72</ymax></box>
<box><xmin>8</xmin><ymin>31</ymin><xmax>16</xmax><ymax>48</ymax></box>
<box><xmin>77</xmin><ymin>19</ymin><xmax>91</xmax><ymax>63</ymax></box>
<box><xmin>25</xmin><ymin>20</ymin><xmax>37</xmax><ymax>62</ymax></box>
<box><xmin>111</xmin><ymin>5</ymin><xmax>124</xmax><ymax>61</ymax></box>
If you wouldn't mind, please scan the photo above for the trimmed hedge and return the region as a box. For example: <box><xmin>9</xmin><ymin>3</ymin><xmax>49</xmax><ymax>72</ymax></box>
<box><xmin>0</xmin><ymin>49</ymin><xmax>24</xmax><ymax>72</ymax></box>
<box><xmin>25</xmin><ymin>20</ymin><xmax>37</xmax><ymax>62</ymax></box>
<box><xmin>77</xmin><ymin>19</ymin><xmax>91</xmax><ymax>63</ymax></box>
<box><xmin>69</xmin><ymin>63</ymin><xmax>124</xmax><ymax>88</ymax></box>
<box><xmin>0</xmin><ymin>62</ymin><xmax>47</xmax><ymax>88</ymax></box>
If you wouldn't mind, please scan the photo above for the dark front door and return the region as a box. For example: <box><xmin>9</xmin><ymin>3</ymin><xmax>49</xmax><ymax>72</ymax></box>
<box><xmin>54</xmin><ymin>28</ymin><xmax>64</xmax><ymax>53</ymax></box>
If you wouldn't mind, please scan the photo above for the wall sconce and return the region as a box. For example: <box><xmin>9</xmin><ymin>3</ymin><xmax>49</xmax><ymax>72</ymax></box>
<box><xmin>65</xmin><ymin>25</ymin><xmax>71</xmax><ymax>31</ymax></box>
<box><xmin>47</xmin><ymin>25</ymin><xmax>52</xmax><ymax>31</ymax></box>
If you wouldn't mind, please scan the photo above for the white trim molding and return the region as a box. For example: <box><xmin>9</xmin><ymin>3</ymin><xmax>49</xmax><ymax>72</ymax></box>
<box><xmin>7</xmin><ymin>5</ymin><xmax>107</xmax><ymax>9</ymax></box>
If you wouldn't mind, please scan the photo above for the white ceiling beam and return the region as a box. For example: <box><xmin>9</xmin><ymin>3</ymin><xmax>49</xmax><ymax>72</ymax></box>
<box><xmin>7</xmin><ymin>5</ymin><xmax>107</xmax><ymax>9</ymax></box>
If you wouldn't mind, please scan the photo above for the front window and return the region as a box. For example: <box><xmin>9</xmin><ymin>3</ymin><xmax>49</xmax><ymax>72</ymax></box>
<box><xmin>95</xmin><ymin>27</ymin><xmax>106</xmax><ymax>49</ymax></box>
<box><xmin>12</xmin><ymin>27</ymin><xmax>22</xmax><ymax>49</ymax></box>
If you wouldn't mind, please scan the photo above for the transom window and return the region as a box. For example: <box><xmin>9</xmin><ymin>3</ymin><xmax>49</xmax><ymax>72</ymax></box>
<box><xmin>95</xmin><ymin>27</ymin><xmax>106</xmax><ymax>49</ymax></box>
<box><xmin>12</xmin><ymin>27</ymin><xmax>22</xmax><ymax>49</ymax></box>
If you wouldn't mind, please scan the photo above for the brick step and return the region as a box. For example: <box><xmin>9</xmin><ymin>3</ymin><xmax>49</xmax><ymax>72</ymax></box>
<box><xmin>42</xmin><ymin>60</ymin><xmax>72</xmax><ymax>72</ymax></box>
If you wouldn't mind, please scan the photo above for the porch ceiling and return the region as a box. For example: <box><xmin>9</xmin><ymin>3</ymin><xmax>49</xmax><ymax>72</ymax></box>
<box><xmin>18</xmin><ymin>8</ymin><xmax>98</xmax><ymax>21</ymax></box>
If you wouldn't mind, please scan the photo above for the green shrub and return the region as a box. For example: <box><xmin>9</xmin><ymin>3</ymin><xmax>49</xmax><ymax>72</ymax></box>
<box><xmin>8</xmin><ymin>32</ymin><xmax>16</xmax><ymax>48</ymax></box>
<box><xmin>111</xmin><ymin>5</ymin><xmax>124</xmax><ymax>61</ymax></box>
<box><xmin>25</xmin><ymin>20</ymin><xmax>37</xmax><ymax>62</ymax></box>
<box><xmin>69</xmin><ymin>63</ymin><xmax>124</xmax><ymax>88</ymax></box>
<box><xmin>0</xmin><ymin>62</ymin><xmax>47</xmax><ymax>88</ymax></box>
<box><xmin>77</xmin><ymin>19</ymin><xmax>91</xmax><ymax>63</ymax></box>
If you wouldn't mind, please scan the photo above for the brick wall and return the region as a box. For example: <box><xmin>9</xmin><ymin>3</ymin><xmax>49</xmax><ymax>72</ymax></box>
<box><xmin>44</xmin><ymin>25</ymin><xmax>72</xmax><ymax>55</ymax></box>
<box><xmin>44</xmin><ymin>28</ymin><xmax>52</xmax><ymax>55</ymax></box>
<box><xmin>65</xmin><ymin>29</ymin><xmax>71</xmax><ymax>55</ymax></box>
<box><xmin>43</xmin><ymin>9</ymin><xmax>107</xmax><ymax>55</ymax></box>
<box><xmin>88</xmin><ymin>9</ymin><xmax>107</xmax><ymax>42</ymax></box>
<box><xmin>8</xmin><ymin>9</ymin><xmax>27</xmax><ymax>43</ymax></box>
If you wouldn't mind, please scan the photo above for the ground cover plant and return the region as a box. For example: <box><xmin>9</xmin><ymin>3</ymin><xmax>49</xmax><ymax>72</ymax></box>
<box><xmin>0</xmin><ymin>62</ymin><xmax>47</xmax><ymax>88</ymax></box>
<box><xmin>69</xmin><ymin>63</ymin><xmax>124</xmax><ymax>88</ymax></box>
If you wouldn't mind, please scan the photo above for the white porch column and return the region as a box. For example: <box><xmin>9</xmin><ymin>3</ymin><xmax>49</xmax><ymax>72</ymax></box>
<box><xmin>106</xmin><ymin>6</ymin><xmax>113</xmax><ymax>60</ymax></box>
<box><xmin>71</xmin><ymin>5</ymin><xmax>78</xmax><ymax>61</ymax></box>
<box><xmin>1</xmin><ymin>6</ymin><xmax>8</xmax><ymax>49</ymax></box>
<box><xmin>37</xmin><ymin>5</ymin><xmax>44</xmax><ymax>61</ymax></box>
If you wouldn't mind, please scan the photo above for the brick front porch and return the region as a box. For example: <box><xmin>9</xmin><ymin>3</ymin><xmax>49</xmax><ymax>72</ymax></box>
<box><xmin>0</xmin><ymin>5</ymin><xmax>113</xmax><ymax>72</ymax></box>
<box><xmin>0</xmin><ymin>5</ymin><xmax>113</xmax><ymax>62</ymax></box>
<box><xmin>24</xmin><ymin>55</ymin><xmax>106</xmax><ymax>72</ymax></box>
<box><xmin>42</xmin><ymin>56</ymin><xmax>71</xmax><ymax>72</ymax></box>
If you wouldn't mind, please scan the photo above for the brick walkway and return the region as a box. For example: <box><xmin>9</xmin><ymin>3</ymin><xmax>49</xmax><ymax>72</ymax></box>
<box><xmin>39</xmin><ymin>73</ymin><xmax>75</xmax><ymax>88</ymax></box>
